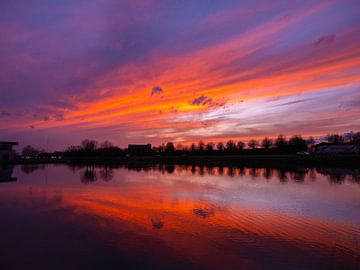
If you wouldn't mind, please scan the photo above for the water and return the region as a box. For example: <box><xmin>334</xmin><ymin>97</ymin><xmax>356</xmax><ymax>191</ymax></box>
<box><xmin>0</xmin><ymin>164</ymin><xmax>359</xmax><ymax>269</ymax></box>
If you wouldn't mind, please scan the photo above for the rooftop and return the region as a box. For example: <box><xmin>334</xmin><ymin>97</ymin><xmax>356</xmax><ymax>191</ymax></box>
<box><xmin>0</xmin><ymin>141</ymin><xmax>18</xmax><ymax>145</ymax></box>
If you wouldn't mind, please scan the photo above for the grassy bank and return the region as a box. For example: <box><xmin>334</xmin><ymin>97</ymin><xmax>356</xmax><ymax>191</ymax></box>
<box><xmin>4</xmin><ymin>154</ymin><xmax>360</xmax><ymax>168</ymax></box>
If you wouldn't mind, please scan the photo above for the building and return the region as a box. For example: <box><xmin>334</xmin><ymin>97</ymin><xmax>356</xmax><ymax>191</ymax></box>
<box><xmin>128</xmin><ymin>144</ymin><xmax>152</xmax><ymax>156</ymax></box>
<box><xmin>312</xmin><ymin>143</ymin><xmax>360</xmax><ymax>154</ymax></box>
<box><xmin>0</xmin><ymin>141</ymin><xmax>18</xmax><ymax>162</ymax></box>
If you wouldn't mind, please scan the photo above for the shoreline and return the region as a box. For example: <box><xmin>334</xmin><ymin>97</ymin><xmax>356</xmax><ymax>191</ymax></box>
<box><xmin>3</xmin><ymin>154</ymin><xmax>360</xmax><ymax>168</ymax></box>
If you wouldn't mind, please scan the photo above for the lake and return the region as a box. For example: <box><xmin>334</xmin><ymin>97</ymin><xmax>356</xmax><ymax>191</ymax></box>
<box><xmin>0</xmin><ymin>164</ymin><xmax>359</xmax><ymax>269</ymax></box>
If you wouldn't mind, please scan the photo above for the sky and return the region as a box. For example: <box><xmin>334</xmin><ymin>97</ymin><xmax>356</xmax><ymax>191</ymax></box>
<box><xmin>0</xmin><ymin>0</ymin><xmax>359</xmax><ymax>151</ymax></box>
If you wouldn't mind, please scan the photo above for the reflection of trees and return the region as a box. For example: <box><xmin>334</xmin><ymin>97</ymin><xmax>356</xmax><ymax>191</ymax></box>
<box><xmin>328</xmin><ymin>174</ymin><xmax>346</xmax><ymax>184</ymax></box>
<box><xmin>199</xmin><ymin>165</ymin><xmax>205</xmax><ymax>176</ymax></box>
<box><xmin>349</xmin><ymin>174</ymin><xmax>360</xmax><ymax>184</ymax></box>
<box><xmin>263</xmin><ymin>168</ymin><xmax>273</xmax><ymax>180</ymax></box>
<box><xmin>206</xmin><ymin>166</ymin><xmax>215</xmax><ymax>175</ymax></box>
<box><xmin>290</xmin><ymin>171</ymin><xmax>306</xmax><ymax>183</ymax></box>
<box><xmin>99</xmin><ymin>167</ymin><xmax>113</xmax><ymax>182</ymax></box>
<box><xmin>165</xmin><ymin>165</ymin><xmax>175</xmax><ymax>174</ymax></box>
<box><xmin>81</xmin><ymin>166</ymin><xmax>97</xmax><ymax>184</ymax></box>
<box><xmin>66</xmin><ymin>163</ymin><xmax>360</xmax><ymax>186</ymax></box>
<box><xmin>239</xmin><ymin>167</ymin><xmax>245</xmax><ymax>176</ymax></box>
<box><xmin>218</xmin><ymin>166</ymin><xmax>224</xmax><ymax>175</ymax></box>
<box><xmin>67</xmin><ymin>164</ymin><xmax>83</xmax><ymax>174</ymax></box>
<box><xmin>249</xmin><ymin>168</ymin><xmax>260</xmax><ymax>178</ymax></box>
<box><xmin>309</xmin><ymin>169</ymin><xmax>317</xmax><ymax>181</ymax></box>
<box><xmin>191</xmin><ymin>165</ymin><xmax>196</xmax><ymax>175</ymax></box>
<box><xmin>316</xmin><ymin>168</ymin><xmax>360</xmax><ymax>185</ymax></box>
<box><xmin>276</xmin><ymin>169</ymin><xmax>288</xmax><ymax>183</ymax></box>
<box><xmin>21</xmin><ymin>164</ymin><xmax>45</xmax><ymax>175</ymax></box>
<box><xmin>227</xmin><ymin>166</ymin><xmax>235</xmax><ymax>177</ymax></box>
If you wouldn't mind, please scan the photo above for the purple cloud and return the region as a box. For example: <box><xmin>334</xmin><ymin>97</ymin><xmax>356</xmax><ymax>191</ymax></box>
<box><xmin>314</xmin><ymin>34</ymin><xmax>336</xmax><ymax>47</ymax></box>
<box><xmin>151</xmin><ymin>86</ymin><xmax>163</xmax><ymax>96</ymax></box>
<box><xmin>0</xmin><ymin>111</ymin><xmax>11</xmax><ymax>118</ymax></box>
<box><xmin>191</xmin><ymin>95</ymin><xmax>213</xmax><ymax>106</ymax></box>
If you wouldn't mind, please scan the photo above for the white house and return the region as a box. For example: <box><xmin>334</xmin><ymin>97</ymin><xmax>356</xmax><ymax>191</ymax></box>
<box><xmin>0</xmin><ymin>141</ymin><xmax>18</xmax><ymax>162</ymax></box>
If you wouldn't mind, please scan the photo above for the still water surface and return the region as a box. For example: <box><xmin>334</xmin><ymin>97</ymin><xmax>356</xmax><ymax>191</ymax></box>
<box><xmin>0</xmin><ymin>164</ymin><xmax>359</xmax><ymax>269</ymax></box>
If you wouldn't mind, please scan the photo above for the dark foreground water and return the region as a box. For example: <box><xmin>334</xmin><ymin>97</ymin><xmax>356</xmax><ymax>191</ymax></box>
<box><xmin>0</xmin><ymin>164</ymin><xmax>359</xmax><ymax>270</ymax></box>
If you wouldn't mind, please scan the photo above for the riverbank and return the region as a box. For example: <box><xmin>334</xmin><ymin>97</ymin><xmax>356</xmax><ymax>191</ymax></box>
<box><xmin>3</xmin><ymin>154</ymin><xmax>360</xmax><ymax>168</ymax></box>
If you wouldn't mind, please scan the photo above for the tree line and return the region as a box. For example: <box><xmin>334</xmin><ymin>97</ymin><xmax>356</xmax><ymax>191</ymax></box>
<box><xmin>20</xmin><ymin>132</ymin><xmax>360</xmax><ymax>157</ymax></box>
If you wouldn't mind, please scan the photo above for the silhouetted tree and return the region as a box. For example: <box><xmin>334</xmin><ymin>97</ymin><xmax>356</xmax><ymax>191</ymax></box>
<box><xmin>182</xmin><ymin>145</ymin><xmax>189</xmax><ymax>151</ymax></box>
<box><xmin>306</xmin><ymin>136</ymin><xmax>315</xmax><ymax>146</ymax></box>
<box><xmin>158</xmin><ymin>144</ymin><xmax>166</xmax><ymax>153</ymax></box>
<box><xmin>190</xmin><ymin>143</ymin><xmax>196</xmax><ymax>152</ymax></box>
<box><xmin>81</xmin><ymin>167</ymin><xmax>97</xmax><ymax>183</ymax></box>
<box><xmin>81</xmin><ymin>139</ymin><xmax>98</xmax><ymax>151</ymax></box>
<box><xmin>217</xmin><ymin>142</ymin><xmax>224</xmax><ymax>151</ymax></box>
<box><xmin>67</xmin><ymin>145</ymin><xmax>80</xmax><ymax>152</ymax></box>
<box><xmin>22</xmin><ymin>145</ymin><xmax>40</xmax><ymax>157</ymax></box>
<box><xmin>165</xmin><ymin>142</ymin><xmax>175</xmax><ymax>153</ymax></box>
<box><xmin>226</xmin><ymin>140</ymin><xmax>236</xmax><ymax>152</ymax></box>
<box><xmin>237</xmin><ymin>141</ymin><xmax>245</xmax><ymax>150</ymax></box>
<box><xmin>262</xmin><ymin>137</ymin><xmax>272</xmax><ymax>149</ymax></box>
<box><xmin>288</xmin><ymin>135</ymin><xmax>307</xmax><ymax>152</ymax></box>
<box><xmin>275</xmin><ymin>135</ymin><xmax>287</xmax><ymax>149</ymax></box>
<box><xmin>198</xmin><ymin>141</ymin><xmax>205</xmax><ymax>152</ymax></box>
<box><xmin>248</xmin><ymin>139</ymin><xmax>258</xmax><ymax>149</ymax></box>
<box><xmin>100</xmin><ymin>140</ymin><xmax>113</xmax><ymax>149</ymax></box>
<box><xmin>176</xmin><ymin>143</ymin><xmax>183</xmax><ymax>151</ymax></box>
<box><xmin>325</xmin><ymin>134</ymin><xmax>344</xmax><ymax>144</ymax></box>
<box><xmin>99</xmin><ymin>167</ymin><xmax>113</xmax><ymax>181</ymax></box>
<box><xmin>205</xmin><ymin>142</ymin><xmax>214</xmax><ymax>151</ymax></box>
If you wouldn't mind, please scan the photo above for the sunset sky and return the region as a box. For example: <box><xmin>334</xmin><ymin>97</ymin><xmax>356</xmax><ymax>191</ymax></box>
<box><xmin>0</xmin><ymin>0</ymin><xmax>359</xmax><ymax>150</ymax></box>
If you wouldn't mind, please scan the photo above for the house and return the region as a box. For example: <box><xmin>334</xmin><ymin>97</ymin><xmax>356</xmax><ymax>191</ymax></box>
<box><xmin>128</xmin><ymin>144</ymin><xmax>152</xmax><ymax>156</ymax></box>
<box><xmin>312</xmin><ymin>143</ymin><xmax>360</xmax><ymax>154</ymax></box>
<box><xmin>0</xmin><ymin>141</ymin><xmax>18</xmax><ymax>162</ymax></box>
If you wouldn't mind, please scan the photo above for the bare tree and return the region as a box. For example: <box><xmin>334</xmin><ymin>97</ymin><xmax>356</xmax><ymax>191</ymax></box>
<box><xmin>67</xmin><ymin>145</ymin><xmax>80</xmax><ymax>152</ymax></box>
<box><xmin>325</xmin><ymin>134</ymin><xmax>344</xmax><ymax>144</ymax></box>
<box><xmin>248</xmin><ymin>139</ymin><xmax>259</xmax><ymax>149</ymax></box>
<box><xmin>198</xmin><ymin>141</ymin><xmax>205</xmax><ymax>152</ymax></box>
<box><xmin>176</xmin><ymin>143</ymin><xmax>183</xmax><ymax>151</ymax></box>
<box><xmin>237</xmin><ymin>141</ymin><xmax>245</xmax><ymax>150</ymax></box>
<box><xmin>306</xmin><ymin>136</ymin><xmax>315</xmax><ymax>146</ymax></box>
<box><xmin>262</xmin><ymin>137</ymin><xmax>272</xmax><ymax>149</ymax></box>
<box><xmin>226</xmin><ymin>140</ymin><xmax>236</xmax><ymax>152</ymax></box>
<box><xmin>288</xmin><ymin>135</ymin><xmax>307</xmax><ymax>151</ymax></box>
<box><xmin>81</xmin><ymin>139</ymin><xmax>98</xmax><ymax>151</ymax></box>
<box><xmin>100</xmin><ymin>140</ymin><xmax>113</xmax><ymax>149</ymax></box>
<box><xmin>22</xmin><ymin>145</ymin><xmax>40</xmax><ymax>157</ymax></box>
<box><xmin>275</xmin><ymin>135</ymin><xmax>287</xmax><ymax>149</ymax></box>
<box><xmin>217</xmin><ymin>142</ymin><xmax>224</xmax><ymax>151</ymax></box>
<box><xmin>205</xmin><ymin>142</ymin><xmax>214</xmax><ymax>151</ymax></box>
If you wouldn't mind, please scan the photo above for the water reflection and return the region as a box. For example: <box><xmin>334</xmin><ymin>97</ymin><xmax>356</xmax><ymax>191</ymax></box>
<box><xmin>0</xmin><ymin>164</ymin><xmax>17</xmax><ymax>182</ymax></box>
<box><xmin>21</xmin><ymin>164</ymin><xmax>45</xmax><ymax>174</ymax></box>
<box><xmin>1</xmin><ymin>164</ymin><xmax>359</xmax><ymax>269</ymax></box>
<box><xmin>193</xmin><ymin>207</ymin><xmax>216</xmax><ymax>218</ymax></box>
<box><xmin>31</xmin><ymin>164</ymin><xmax>360</xmax><ymax>185</ymax></box>
<box><xmin>151</xmin><ymin>218</ymin><xmax>165</xmax><ymax>229</ymax></box>
<box><xmin>8</xmin><ymin>163</ymin><xmax>360</xmax><ymax>186</ymax></box>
